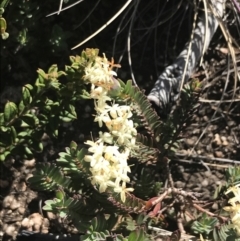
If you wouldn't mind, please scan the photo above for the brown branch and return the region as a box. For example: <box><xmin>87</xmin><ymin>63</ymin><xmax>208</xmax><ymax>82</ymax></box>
<box><xmin>193</xmin><ymin>203</ymin><xmax>228</xmax><ymax>222</ymax></box>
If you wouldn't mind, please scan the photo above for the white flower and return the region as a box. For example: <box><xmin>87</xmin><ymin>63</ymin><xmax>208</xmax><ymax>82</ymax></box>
<box><xmin>91</xmin><ymin>174</ymin><xmax>109</xmax><ymax>193</ymax></box>
<box><xmin>98</xmin><ymin>131</ymin><xmax>113</xmax><ymax>144</ymax></box>
<box><xmin>84</xmin><ymin>56</ymin><xmax>116</xmax><ymax>89</ymax></box>
<box><xmin>86</xmin><ymin>140</ymin><xmax>105</xmax><ymax>156</ymax></box>
<box><xmin>90</xmin><ymin>86</ymin><xmax>105</xmax><ymax>98</ymax></box>
<box><xmin>84</xmin><ymin>155</ymin><xmax>98</xmax><ymax>167</ymax></box>
<box><xmin>224</xmin><ymin>184</ymin><xmax>240</xmax><ymax>236</ymax></box>
<box><xmin>83</xmin><ymin>54</ymin><xmax>138</xmax><ymax>202</ymax></box>
<box><xmin>94</xmin><ymin>113</ymin><xmax>111</xmax><ymax>128</ymax></box>
<box><xmin>114</xmin><ymin>182</ymin><xmax>134</xmax><ymax>203</ymax></box>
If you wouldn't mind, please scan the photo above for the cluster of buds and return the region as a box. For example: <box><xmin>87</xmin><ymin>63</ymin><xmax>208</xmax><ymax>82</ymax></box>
<box><xmin>83</xmin><ymin>54</ymin><xmax>138</xmax><ymax>202</ymax></box>
<box><xmin>223</xmin><ymin>184</ymin><xmax>240</xmax><ymax>236</ymax></box>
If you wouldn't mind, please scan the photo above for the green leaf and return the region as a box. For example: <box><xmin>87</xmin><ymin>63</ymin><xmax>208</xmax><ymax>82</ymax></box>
<box><xmin>55</xmin><ymin>189</ymin><xmax>65</xmax><ymax>200</ymax></box>
<box><xmin>21</xmin><ymin>114</ymin><xmax>38</xmax><ymax>127</ymax></box>
<box><xmin>60</xmin><ymin>116</ymin><xmax>74</xmax><ymax>122</ymax></box>
<box><xmin>0</xmin><ymin>126</ymin><xmax>10</xmax><ymax>132</ymax></box>
<box><xmin>25</xmin><ymin>146</ymin><xmax>33</xmax><ymax>155</ymax></box>
<box><xmin>10</xmin><ymin>126</ymin><xmax>17</xmax><ymax>143</ymax></box>
<box><xmin>70</xmin><ymin>141</ymin><xmax>78</xmax><ymax>150</ymax></box>
<box><xmin>22</xmin><ymin>85</ymin><xmax>33</xmax><ymax>105</ymax></box>
<box><xmin>0</xmin><ymin>150</ymin><xmax>10</xmax><ymax>161</ymax></box>
<box><xmin>4</xmin><ymin>101</ymin><xmax>18</xmax><ymax>123</ymax></box>
<box><xmin>0</xmin><ymin>153</ymin><xmax>6</xmax><ymax>161</ymax></box>
<box><xmin>48</xmin><ymin>64</ymin><xmax>58</xmax><ymax>74</ymax></box>
<box><xmin>60</xmin><ymin>104</ymin><xmax>77</xmax><ymax>121</ymax></box>
<box><xmin>18</xmin><ymin>131</ymin><xmax>29</xmax><ymax>137</ymax></box>
<box><xmin>31</xmin><ymin>141</ymin><xmax>43</xmax><ymax>153</ymax></box>
<box><xmin>128</xmin><ymin>230</ymin><xmax>138</xmax><ymax>241</ymax></box>
<box><xmin>18</xmin><ymin>101</ymin><xmax>25</xmax><ymax>113</ymax></box>
<box><xmin>0</xmin><ymin>113</ymin><xmax>4</xmax><ymax>125</ymax></box>
<box><xmin>37</xmin><ymin>68</ymin><xmax>48</xmax><ymax>80</ymax></box>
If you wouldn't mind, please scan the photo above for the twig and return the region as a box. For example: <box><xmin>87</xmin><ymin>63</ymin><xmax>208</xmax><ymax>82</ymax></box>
<box><xmin>151</xmin><ymin>188</ymin><xmax>200</xmax><ymax>207</ymax></box>
<box><xmin>46</xmin><ymin>0</ymin><xmax>84</xmax><ymax>17</ymax></box>
<box><xmin>174</xmin><ymin>158</ymin><xmax>231</xmax><ymax>169</ymax></box>
<box><xmin>199</xmin><ymin>97</ymin><xmax>240</xmax><ymax>103</ymax></box>
<box><xmin>177</xmin><ymin>212</ymin><xmax>186</xmax><ymax>234</ymax></box>
<box><xmin>193</xmin><ymin>203</ymin><xmax>228</xmax><ymax>222</ymax></box>
<box><xmin>72</xmin><ymin>0</ymin><xmax>133</xmax><ymax>49</ymax></box>
<box><xmin>175</xmin><ymin>152</ymin><xmax>240</xmax><ymax>165</ymax></box>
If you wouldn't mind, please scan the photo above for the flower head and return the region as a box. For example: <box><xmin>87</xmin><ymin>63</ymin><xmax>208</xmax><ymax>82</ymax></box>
<box><xmin>223</xmin><ymin>184</ymin><xmax>240</xmax><ymax>236</ymax></box>
<box><xmin>114</xmin><ymin>182</ymin><xmax>134</xmax><ymax>203</ymax></box>
<box><xmin>84</xmin><ymin>55</ymin><xmax>118</xmax><ymax>90</ymax></box>
<box><xmin>83</xmin><ymin>53</ymin><xmax>137</xmax><ymax>202</ymax></box>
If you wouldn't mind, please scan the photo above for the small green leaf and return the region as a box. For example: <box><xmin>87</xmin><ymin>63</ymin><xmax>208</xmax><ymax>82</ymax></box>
<box><xmin>70</xmin><ymin>141</ymin><xmax>78</xmax><ymax>150</ymax></box>
<box><xmin>37</xmin><ymin>68</ymin><xmax>48</xmax><ymax>80</ymax></box>
<box><xmin>56</xmin><ymin>189</ymin><xmax>65</xmax><ymax>200</ymax></box>
<box><xmin>60</xmin><ymin>116</ymin><xmax>73</xmax><ymax>122</ymax></box>
<box><xmin>25</xmin><ymin>146</ymin><xmax>33</xmax><ymax>155</ymax></box>
<box><xmin>22</xmin><ymin>85</ymin><xmax>33</xmax><ymax>105</ymax></box>
<box><xmin>18</xmin><ymin>101</ymin><xmax>25</xmax><ymax>113</ymax></box>
<box><xmin>4</xmin><ymin>101</ymin><xmax>18</xmax><ymax>123</ymax></box>
<box><xmin>0</xmin><ymin>113</ymin><xmax>4</xmax><ymax>125</ymax></box>
<box><xmin>21</xmin><ymin>114</ymin><xmax>37</xmax><ymax>127</ymax></box>
<box><xmin>18</xmin><ymin>131</ymin><xmax>29</xmax><ymax>137</ymax></box>
<box><xmin>48</xmin><ymin>64</ymin><xmax>58</xmax><ymax>74</ymax></box>
<box><xmin>0</xmin><ymin>150</ymin><xmax>10</xmax><ymax>161</ymax></box>
<box><xmin>0</xmin><ymin>153</ymin><xmax>5</xmax><ymax>161</ymax></box>
<box><xmin>31</xmin><ymin>140</ymin><xmax>43</xmax><ymax>153</ymax></box>
<box><xmin>128</xmin><ymin>230</ymin><xmax>138</xmax><ymax>241</ymax></box>
<box><xmin>10</xmin><ymin>126</ymin><xmax>17</xmax><ymax>143</ymax></box>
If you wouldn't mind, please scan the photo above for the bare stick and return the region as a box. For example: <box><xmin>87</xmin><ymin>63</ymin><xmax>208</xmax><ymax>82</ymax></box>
<box><xmin>72</xmin><ymin>0</ymin><xmax>133</xmax><ymax>50</ymax></box>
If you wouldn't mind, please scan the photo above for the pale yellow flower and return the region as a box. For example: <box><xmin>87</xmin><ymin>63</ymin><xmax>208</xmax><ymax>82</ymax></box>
<box><xmin>114</xmin><ymin>182</ymin><xmax>134</xmax><ymax>203</ymax></box>
<box><xmin>84</xmin><ymin>55</ymin><xmax>116</xmax><ymax>89</ymax></box>
<box><xmin>224</xmin><ymin>184</ymin><xmax>240</xmax><ymax>236</ymax></box>
<box><xmin>94</xmin><ymin>113</ymin><xmax>111</xmax><ymax>128</ymax></box>
<box><xmin>98</xmin><ymin>131</ymin><xmax>113</xmax><ymax>144</ymax></box>
<box><xmin>83</xmin><ymin>54</ymin><xmax>137</xmax><ymax>202</ymax></box>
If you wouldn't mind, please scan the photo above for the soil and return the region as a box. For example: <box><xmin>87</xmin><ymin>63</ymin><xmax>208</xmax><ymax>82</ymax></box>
<box><xmin>0</xmin><ymin>1</ymin><xmax>239</xmax><ymax>240</ymax></box>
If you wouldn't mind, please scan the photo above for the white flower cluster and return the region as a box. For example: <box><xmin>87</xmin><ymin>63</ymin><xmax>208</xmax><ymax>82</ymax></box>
<box><xmin>223</xmin><ymin>184</ymin><xmax>240</xmax><ymax>236</ymax></box>
<box><xmin>83</xmin><ymin>54</ymin><xmax>138</xmax><ymax>202</ymax></box>
<box><xmin>84</xmin><ymin>55</ymin><xmax>117</xmax><ymax>90</ymax></box>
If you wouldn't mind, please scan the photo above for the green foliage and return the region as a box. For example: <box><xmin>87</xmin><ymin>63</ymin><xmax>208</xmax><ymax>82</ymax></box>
<box><xmin>4</xmin><ymin>46</ymin><xmax>234</xmax><ymax>239</ymax></box>
<box><xmin>134</xmin><ymin>167</ymin><xmax>162</xmax><ymax>199</ymax></box>
<box><xmin>226</xmin><ymin>166</ymin><xmax>240</xmax><ymax>186</ymax></box>
<box><xmin>116</xmin><ymin>78</ymin><xmax>200</xmax><ymax>163</ymax></box>
<box><xmin>29</xmin><ymin>163</ymin><xmax>72</xmax><ymax>191</ymax></box>
<box><xmin>212</xmin><ymin>222</ymin><xmax>239</xmax><ymax>241</ymax></box>
<box><xmin>191</xmin><ymin>213</ymin><xmax>240</xmax><ymax>241</ymax></box>
<box><xmin>214</xmin><ymin>166</ymin><xmax>240</xmax><ymax>199</ymax></box>
<box><xmin>154</xmin><ymin>79</ymin><xmax>200</xmax><ymax>157</ymax></box>
<box><xmin>29</xmin><ymin>139</ymin><xmax>149</xmax><ymax>238</ymax></box>
<box><xmin>119</xmin><ymin>79</ymin><xmax>162</xmax><ymax>136</ymax></box>
<box><xmin>0</xmin><ymin>48</ymin><xmax>103</xmax><ymax>162</ymax></box>
<box><xmin>1</xmin><ymin>0</ymin><xmax>238</xmax><ymax>239</ymax></box>
<box><xmin>0</xmin><ymin>64</ymin><xmax>76</xmax><ymax>161</ymax></box>
<box><xmin>26</xmin><ymin>63</ymin><xmax>200</xmax><ymax>238</ymax></box>
<box><xmin>191</xmin><ymin>213</ymin><xmax>218</xmax><ymax>238</ymax></box>
<box><xmin>0</xmin><ymin>47</ymin><xmax>202</xmax><ymax>239</ymax></box>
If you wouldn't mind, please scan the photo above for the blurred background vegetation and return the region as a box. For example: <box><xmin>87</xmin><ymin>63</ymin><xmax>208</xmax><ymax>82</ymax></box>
<box><xmin>1</xmin><ymin>0</ymin><xmax>239</xmax><ymax>116</ymax></box>
<box><xmin>0</xmin><ymin>0</ymin><xmax>196</xmax><ymax>95</ymax></box>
